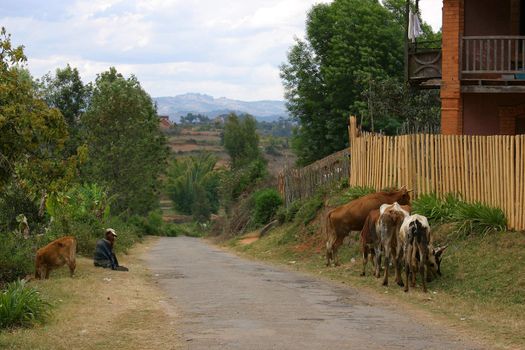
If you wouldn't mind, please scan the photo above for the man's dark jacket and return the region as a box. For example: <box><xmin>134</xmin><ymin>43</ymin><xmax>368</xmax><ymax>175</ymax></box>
<box><xmin>93</xmin><ymin>239</ymin><xmax>119</xmax><ymax>269</ymax></box>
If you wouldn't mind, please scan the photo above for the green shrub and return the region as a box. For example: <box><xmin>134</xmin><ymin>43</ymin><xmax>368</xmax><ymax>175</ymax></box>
<box><xmin>295</xmin><ymin>196</ymin><xmax>324</xmax><ymax>225</ymax></box>
<box><xmin>0</xmin><ymin>233</ymin><xmax>36</xmax><ymax>283</ymax></box>
<box><xmin>412</xmin><ymin>193</ymin><xmax>461</xmax><ymax>225</ymax></box>
<box><xmin>252</xmin><ymin>189</ymin><xmax>283</xmax><ymax>226</ymax></box>
<box><xmin>275</xmin><ymin>206</ymin><xmax>287</xmax><ymax>224</ymax></box>
<box><xmin>285</xmin><ymin>200</ymin><xmax>302</xmax><ymax>222</ymax></box>
<box><xmin>413</xmin><ymin>193</ymin><xmax>507</xmax><ymax>236</ymax></box>
<box><xmin>452</xmin><ymin>201</ymin><xmax>507</xmax><ymax>237</ymax></box>
<box><xmin>0</xmin><ymin>280</ymin><xmax>51</xmax><ymax>329</ymax></box>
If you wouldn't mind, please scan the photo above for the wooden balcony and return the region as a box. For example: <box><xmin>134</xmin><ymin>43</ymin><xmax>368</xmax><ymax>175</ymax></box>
<box><xmin>461</xmin><ymin>36</ymin><xmax>525</xmax><ymax>93</ymax></box>
<box><xmin>408</xmin><ymin>41</ymin><xmax>442</xmax><ymax>89</ymax></box>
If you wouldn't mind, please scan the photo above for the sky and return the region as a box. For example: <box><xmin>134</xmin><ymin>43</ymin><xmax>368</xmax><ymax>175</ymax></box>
<box><xmin>1</xmin><ymin>0</ymin><xmax>443</xmax><ymax>101</ymax></box>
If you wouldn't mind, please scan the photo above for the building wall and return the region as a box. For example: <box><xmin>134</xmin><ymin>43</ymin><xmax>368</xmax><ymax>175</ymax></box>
<box><xmin>464</xmin><ymin>0</ymin><xmax>513</xmax><ymax>35</ymax></box>
<box><xmin>463</xmin><ymin>94</ymin><xmax>525</xmax><ymax>134</ymax></box>
<box><xmin>441</xmin><ymin>0</ymin><xmax>464</xmax><ymax>134</ymax></box>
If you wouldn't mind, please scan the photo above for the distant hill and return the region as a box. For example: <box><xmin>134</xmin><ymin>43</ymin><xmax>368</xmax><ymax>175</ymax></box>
<box><xmin>154</xmin><ymin>93</ymin><xmax>288</xmax><ymax>122</ymax></box>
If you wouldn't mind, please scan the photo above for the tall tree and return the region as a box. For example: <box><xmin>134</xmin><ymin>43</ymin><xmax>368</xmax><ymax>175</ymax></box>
<box><xmin>0</xmin><ymin>28</ymin><xmax>81</xmax><ymax>230</ymax></box>
<box><xmin>81</xmin><ymin>67</ymin><xmax>168</xmax><ymax>215</ymax></box>
<box><xmin>281</xmin><ymin>0</ymin><xmax>405</xmax><ymax>165</ymax></box>
<box><xmin>0</xmin><ymin>27</ymin><xmax>76</xmax><ymax>195</ymax></box>
<box><xmin>223</xmin><ymin>113</ymin><xmax>262</xmax><ymax>169</ymax></box>
<box><xmin>38</xmin><ymin>64</ymin><xmax>91</xmax><ymax>156</ymax></box>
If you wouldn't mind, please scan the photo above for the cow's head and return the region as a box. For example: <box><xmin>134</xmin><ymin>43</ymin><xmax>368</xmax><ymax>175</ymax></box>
<box><xmin>397</xmin><ymin>186</ymin><xmax>412</xmax><ymax>205</ymax></box>
<box><xmin>428</xmin><ymin>245</ymin><xmax>448</xmax><ymax>277</ymax></box>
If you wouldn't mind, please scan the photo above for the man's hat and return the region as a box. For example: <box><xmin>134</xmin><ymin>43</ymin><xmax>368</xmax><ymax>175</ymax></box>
<box><xmin>105</xmin><ymin>228</ymin><xmax>117</xmax><ymax>237</ymax></box>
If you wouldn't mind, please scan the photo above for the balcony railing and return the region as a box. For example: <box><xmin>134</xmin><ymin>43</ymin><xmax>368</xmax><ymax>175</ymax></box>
<box><xmin>462</xmin><ymin>36</ymin><xmax>525</xmax><ymax>77</ymax></box>
<box><xmin>408</xmin><ymin>40</ymin><xmax>442</xmax><ymax>87</ymax></box>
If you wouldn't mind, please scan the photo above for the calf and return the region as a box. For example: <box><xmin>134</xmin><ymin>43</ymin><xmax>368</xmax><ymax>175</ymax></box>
<box><xmin>35</xmin><ymin>236</ymin><xmax>77</xmax><ymax>279</ymax></box>
<box><xmin>360</xmin><ymin>204</ymin><xmax>411</xmax><ymax>277</ymax></box>
<box><xmin>375</xmin><ymin>203</ymin><xmax>409</xmax><ymax>287</ymax></box>
<box><xmin>399</xmin><ymin>215</ymin><xmax>432</xmax><ymax>292</ymax></box>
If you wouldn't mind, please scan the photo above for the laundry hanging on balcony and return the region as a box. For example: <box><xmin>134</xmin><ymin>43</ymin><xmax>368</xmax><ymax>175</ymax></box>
<box><xmin>408</xmin><ymin>10</ymin><xmax>424</xmax><ymax>42</ymax></box>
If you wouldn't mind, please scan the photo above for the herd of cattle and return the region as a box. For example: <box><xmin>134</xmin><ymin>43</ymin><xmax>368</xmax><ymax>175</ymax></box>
<box><xmin>325</xmin><ymin>187</ymin><xmax>447</xmax><ymax>292</ymax></box>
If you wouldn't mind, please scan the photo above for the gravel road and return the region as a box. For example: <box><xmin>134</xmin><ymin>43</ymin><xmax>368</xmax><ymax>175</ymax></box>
<box><xmin>145</xmin><ymin>237</ymin><xmax>482</xmax><ymax>350</ymax></box>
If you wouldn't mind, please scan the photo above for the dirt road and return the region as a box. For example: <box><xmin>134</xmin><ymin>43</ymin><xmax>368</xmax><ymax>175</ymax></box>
<box><xmin>145</xmin><ymin>237</ymin><xmax>482</xmax><ymax>350</ymax></box>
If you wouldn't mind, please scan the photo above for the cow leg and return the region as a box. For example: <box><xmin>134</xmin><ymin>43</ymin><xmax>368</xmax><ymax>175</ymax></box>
<box><xmin>404</xmin><ymin>261</ymin><xmax>410</xmax><ymax>292</ymax></box>
<box><xmin>361</xmin><ymin>246</ymin><xmax>368</xmax><ymax>276</ymax></box>
<box><xmin>395</xmin><ymin>257</ymin><xmax>404</xmax><ymax>287</ymax></box>
<box><xmin>374</xmin><ymin>248</ymin><xmax>382</xmax><ymax>278</ymax></box>
<box><xmin>44</xmin><ymin>267</ymin><xmax>50</xmax><ymax>279</ymax></box>
<box><xmin>382</xmin><ymin>253</ymin><xmax>389</xmax><ymax>286</ymax></box>
<box><xmin>420</xmin><ymin>251</ymin><xmax>428</xmax><ymax>293</ymax></box>
<box><xmin>326</xmin><ymin>249</ymin><xmax>331</xmax><ymax>267</ymax></box>
<box><xmin>67</xmin><ymin>259</ymin><xmax>76</xmax><ymax>277</ymax></box>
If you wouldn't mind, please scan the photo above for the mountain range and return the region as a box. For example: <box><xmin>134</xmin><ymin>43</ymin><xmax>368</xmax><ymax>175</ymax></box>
<box><xmin>153</xmin><ymin>93</ymin><xmax>288</xmax><ymax>122</ymax></box>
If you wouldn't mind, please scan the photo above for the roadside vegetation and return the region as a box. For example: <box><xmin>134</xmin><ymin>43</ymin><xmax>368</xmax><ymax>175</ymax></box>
<box><xmin>0</xmin><ymin>28</ymin><xmax>174</xmax><ymax>330</ymax></box>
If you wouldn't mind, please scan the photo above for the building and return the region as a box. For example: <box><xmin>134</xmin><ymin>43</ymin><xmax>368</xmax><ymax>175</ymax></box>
<box><xmin>408</xmin><ymin>0</ymin><xmax>525</xmax><ymax>135</ymax></box>
<box><xmin>159</xmin><ymin>115</ymin><xmax>172</xmax><ymax>129</ymax></box>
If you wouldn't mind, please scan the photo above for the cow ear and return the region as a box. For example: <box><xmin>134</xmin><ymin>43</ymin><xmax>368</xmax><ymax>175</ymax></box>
<box><xmin>435</xmin><ymin>245</ymin><xmax>448</xmax><ymax>258</ymax></box>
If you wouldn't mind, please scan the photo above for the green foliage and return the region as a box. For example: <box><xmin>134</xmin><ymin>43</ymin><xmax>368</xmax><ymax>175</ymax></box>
<box><xmin>280</xmin><ymin>1</ymin><xmax>440</xmax><ymax>164</ymax></box>
<box><xmin>223</xmin><ymin>113</ymin><xmax>262</xmax><ymax>168</ymax></box>
<box><xmin>81</xmin><ymin>67</ymin><xmax>168</xmax><ymax>216</ymax></box>
<box><xmin>413</xmin><ymin>193</ymin><xmax>507</xmax><ymax>236</ymax></box>
<box><xmin>0</xmin><ymin>233</ymin><xmax>37</xmax><ymax>283</ymax></box>
<box><xmin>0</xmin><ymin>28</ymin><xmax>78</xmax><ymax>196</ymax></box>
<box><xmin>412</xmin><ymin>193</ymin><xmax>461</xmax><ymax>225</ymax></box>
<box><xmin>285</xmin><ymin>200</ymin><xmax>302</xmax><ymax>223</ymax></box>
<box><xmin>252</xmin><ymin>189</ymin><xmax>283</xmax><ymax>226</ymax></box>
<box><xmin>359</xmin><ymin>77</ymin><xmax>440</xmax><ymax>134</ymax></box>
<box><xmin>0</xmin><ymin>183</ymin><xmax>43</xmax><ymax>233</ymax></box>
<box><xmin>295</xmin><ymin>196</ymin><xmax>324</xmax><ymax>226</ymax></box>
<box><xmin>167</xmin><ymin>153</ymin><xmax>220</xmax><ymax>222</ymax></box>
<box><xmin>281</xmin><ymin>0</ymin><xmax>405</xmax><ymax>165</ymax></box>
<box><xmin>452</xmin><ymin>202</ymin><xmax>507</xmax><ymax>237</ymax></box>
<box><xmin>37</xmin><ymin>64</ymin><xmax>91</xmax><ymax>156</ymax></box>
<box><xmin>219</xmin><ymin>158</ymin><xmax>267</xmax><ymax>209</ymax></box>
<box><xmin>0</xmin><ymin>280</ymin><xmax>51</xmax><ymax>329</ymax></box>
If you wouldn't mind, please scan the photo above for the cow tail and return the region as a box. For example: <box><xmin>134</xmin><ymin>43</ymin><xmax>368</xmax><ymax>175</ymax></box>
<box><xmin>325</xmin><ymin>210</ymin><xmax>335</xmax><ymax>250</ymax></box>
<box><xmin>70</xmin><ymin>237</ymin><xmax>77</xmax><ymax>262</ymax></box>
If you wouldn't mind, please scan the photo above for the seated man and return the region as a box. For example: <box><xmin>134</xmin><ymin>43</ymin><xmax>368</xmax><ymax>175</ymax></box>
<box><xmin>93</xmin><ymin>228</ymin><xmax>128</xmax><ymax>271</ymax></box>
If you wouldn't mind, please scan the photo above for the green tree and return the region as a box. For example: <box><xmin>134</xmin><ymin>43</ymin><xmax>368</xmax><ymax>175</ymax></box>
<box><xmin>166</xmin><ymin>153</ymin><xmax>220</xmax><ymax>221</ymax></box>
<box><xmin>223</xmin><ymin>113</ymin><xmax>262</xmax><ymax>168</ymax></box>
<box><xmin>81</xmin><ymin>67</ymin><xmax>168</xmax><ymax>215</ymax></box>
<box><xmin>38</xmin><ymin>64</ymin><xmax>91</xmax><ymax>156</ymax></box>
<box><xmin>281</xmin><ymin>0</ymin><xmax>405</xmax><ymax>165</ymax></box>
<box><xmin>0</xmin><ymin>27</ymin><xmax>77</xmax><ymax>198</ymax></box>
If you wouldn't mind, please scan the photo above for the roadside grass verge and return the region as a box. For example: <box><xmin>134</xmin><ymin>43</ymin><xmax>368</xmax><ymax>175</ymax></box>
<box><xmin>228</xmin><ymin>218</ymin><xmax>525</xmax><ymax>350</ymax></box>
<box><xmin>0</xmin><ymin>280</ymin><xmax>51</xmax><ymax>329</ymax></box>
<box><xmin>0</xmin><ymin>238</ymin><xmax>180</xmax><ymax>350</ymax></box>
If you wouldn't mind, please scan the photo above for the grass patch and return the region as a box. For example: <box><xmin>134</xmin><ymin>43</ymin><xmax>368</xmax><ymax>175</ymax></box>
<box><xmin>413</xmin><ymin>193</ymin><xmax>507</xmax><ymax>237</ymax></box>
<box><xmin>0</xmin><ymin>238</ymin><xmax>180</xmax><ymax>350</ymax></box>
<box><xmin>0</xmin><ymin>280</ymin><xmax>51</xmax><ymax>329</ymax></box>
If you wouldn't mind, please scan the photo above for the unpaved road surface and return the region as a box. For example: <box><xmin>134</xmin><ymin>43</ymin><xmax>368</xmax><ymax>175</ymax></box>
<box><xmin>145</xmin><ymin>237</ymin><xmax>482</xmax><ymax>350</ymax></box>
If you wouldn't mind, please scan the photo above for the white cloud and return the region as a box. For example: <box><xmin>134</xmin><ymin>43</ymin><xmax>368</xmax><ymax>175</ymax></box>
<box><xmin>2</xmin><ymin>0</ymin><xmax>442</xmax><ymax>100</ymax></box>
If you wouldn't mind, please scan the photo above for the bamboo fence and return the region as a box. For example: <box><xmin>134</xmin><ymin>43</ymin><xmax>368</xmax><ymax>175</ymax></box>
<box><xmin>348</xmin><ymin>116</ymin><xmax>525</xmax><ymax>231</ymax></box>
<box><xmin>278</xmin><ymin>149</ymin><xmax>349</xmax><ymax>206</ymax></box>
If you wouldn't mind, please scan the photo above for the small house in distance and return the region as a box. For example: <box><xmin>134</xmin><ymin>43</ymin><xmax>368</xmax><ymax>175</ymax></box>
<box><xmin>159</xmin><ymin>115</ymin><xmax>172</xmax><ymax>129</ymax></box>
<box><xmin>408</xmin><ymin>0</ymin><xmax>525</xmax><ymax>135</ymax></box>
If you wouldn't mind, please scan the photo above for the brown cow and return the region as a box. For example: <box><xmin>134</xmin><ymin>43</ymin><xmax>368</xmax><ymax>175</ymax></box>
<box><xmin>325</xmin><ymin>187</ymin><xmax>411</xmax><ymax>267</ymax></box>
<box><xmin>35</xmin><ymin>236</ymin><xmax>77</xmax><ymax>279</ymax></box>
<box><xmin>360</xmin><ymin>204</ymin><xmax>411</xmax><ymax>277</ymax></box>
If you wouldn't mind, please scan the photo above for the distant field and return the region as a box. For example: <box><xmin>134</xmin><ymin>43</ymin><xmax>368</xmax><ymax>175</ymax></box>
<box><xmin>165</xmin><ymin>126</ymin><xmax>295</xmax><ymax>176</ymax></box>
